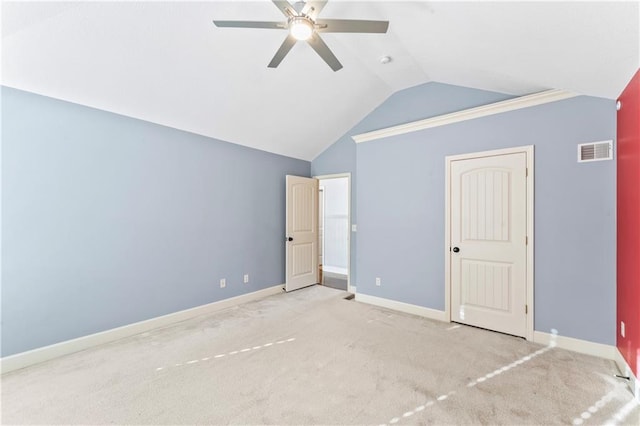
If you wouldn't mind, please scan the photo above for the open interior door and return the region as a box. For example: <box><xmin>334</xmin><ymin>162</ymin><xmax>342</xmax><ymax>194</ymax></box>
<box><xmin>285</xmin><ymin>175</ymin><xmax>319</xmax><ymax>292</ymax></box>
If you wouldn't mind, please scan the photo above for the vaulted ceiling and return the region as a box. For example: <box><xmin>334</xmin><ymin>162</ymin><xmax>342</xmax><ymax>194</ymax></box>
<box><xmin>3</xmin><ymin>1</ymin><xmax>638</xmax><ymax>160</ymax></box>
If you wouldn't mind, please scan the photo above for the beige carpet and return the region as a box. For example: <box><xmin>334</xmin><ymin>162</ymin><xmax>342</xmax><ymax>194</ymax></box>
<box><xmin>2</xmin><ymin>285</ymin><xmax>638</xmax><ymax>425</ymax></box>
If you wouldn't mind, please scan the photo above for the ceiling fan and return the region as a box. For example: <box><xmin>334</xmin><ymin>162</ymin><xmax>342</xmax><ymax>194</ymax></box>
<box><xmin>213</xmin><ymin>0</ymin><xmax>389</xmax><ymax>71</ymax></box>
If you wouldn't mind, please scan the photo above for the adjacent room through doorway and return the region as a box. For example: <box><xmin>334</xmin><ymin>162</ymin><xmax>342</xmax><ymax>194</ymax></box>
<box><xmin>318</xmin><ymin>176</ymin><xmax>350</xmax><ymax>292</ymax></box>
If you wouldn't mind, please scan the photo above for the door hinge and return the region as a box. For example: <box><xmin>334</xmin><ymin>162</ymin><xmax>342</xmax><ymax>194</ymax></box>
<box><xmin>526</xmin><ymin>167</ymin><xmax>529</xmax><ymax>177</ymax></box>
<box><xmin>526</xmin><ymin>236</ymin><xmax>528</xmax><ymax>245</ymax></box>
<box><xmin>525</xmin><ymin>305</ymin><xmax>528</xmax><ymax>314</ymax></box>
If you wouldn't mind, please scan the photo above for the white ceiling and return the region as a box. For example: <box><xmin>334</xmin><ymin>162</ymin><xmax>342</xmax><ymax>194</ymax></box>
<box><xmin>2</xmin><ymin>1</ymin><xmax>639</xmax><ymax>161</ymax></box>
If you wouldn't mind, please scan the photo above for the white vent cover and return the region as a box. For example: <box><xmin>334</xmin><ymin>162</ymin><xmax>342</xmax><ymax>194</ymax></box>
<box><xmin>578</xmin><ymin>140</ymin><xmax>613</xmax><ymax>162</ymax></box>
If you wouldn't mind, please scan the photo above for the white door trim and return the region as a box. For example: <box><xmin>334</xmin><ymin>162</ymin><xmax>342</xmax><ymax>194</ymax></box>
<box><xmin>445</xmin><ymin>145</ymin><xmax>534</xmax><ymax>341</ymax></box>
<box><xmin>314</xmin><ymin>173</ymin><xmax>353</xmax><ymax>293</ymax></box>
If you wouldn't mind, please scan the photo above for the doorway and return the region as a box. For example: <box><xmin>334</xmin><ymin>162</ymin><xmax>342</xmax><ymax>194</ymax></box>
<box><xmin>316</xmin><ymin>173</ymin><xmax>352</xmax><ymax>293</ymax></box>
<box><xmin>445</xmin><ymin>146</ymin><xmax>534</xmax><ymax>340</ymax></box>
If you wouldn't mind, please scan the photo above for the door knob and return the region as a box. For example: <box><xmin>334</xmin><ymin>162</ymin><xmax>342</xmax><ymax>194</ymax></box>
<box><xmin>287</xmin><ymin>237</ymin><xmax>293</xmax><ymax>242</ymax></box>
<box><xmin>452</xmin><ymin>247</ymin><xmax>460</xmax><ymax>253</ymax></box>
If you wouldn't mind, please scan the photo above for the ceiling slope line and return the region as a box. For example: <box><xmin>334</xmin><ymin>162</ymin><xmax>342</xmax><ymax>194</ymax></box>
<box><xmin>351</xmin><ymin>89</ymin><xmax>578</xmax><ymax>143</ymax></box>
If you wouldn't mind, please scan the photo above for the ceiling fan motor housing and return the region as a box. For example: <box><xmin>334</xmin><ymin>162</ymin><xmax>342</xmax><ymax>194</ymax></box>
<box><xmin>289</xmin><ymin>16</ymin><xmax>314</xmax><ymax>40</ymax></box>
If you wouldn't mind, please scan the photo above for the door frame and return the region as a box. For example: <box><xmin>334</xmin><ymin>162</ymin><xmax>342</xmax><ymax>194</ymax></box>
<box><xmin>313</xmin><ymin>172</ymin><xmax>353</xmax><ymax>294</ymax></box>
<box><xmin>444</xmin><ymin>145</ymin><xmax>534</xmax><ymax>341</ymax></box>
<box><xmin>318</xmin><ymin>186</ymin><xmax>325</xmax><ymax>270</ymax></box>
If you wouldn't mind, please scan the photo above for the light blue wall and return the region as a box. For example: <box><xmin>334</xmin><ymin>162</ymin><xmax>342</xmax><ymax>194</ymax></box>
<box><xmin>312</xmin><ymin>82</ymin><xmax>514</xmax><ymax>288</ymax></box>
<box><xmin>1</xmin><ymin>87</ymin><xmax>310</xmax><ymax>357</ymax></box>
<box><xmin>354</xmin><ymin>91</ymin><xmax>616</xmax><ymax>345</ymax></box>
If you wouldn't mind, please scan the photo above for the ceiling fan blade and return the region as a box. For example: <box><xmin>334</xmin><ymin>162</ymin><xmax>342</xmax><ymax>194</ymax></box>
<box><xmin>213</xmin><ymin>20</ymin><xmax>286</xmax><ymax>29</ymax></box>
<box><xmin>307</xmin><ymin>33</ymin><xmax>342</xmax><ymax>71</ymax></box>
<box><xmin>272</xmin><ymin>0</ymin><xmax>298</xmax><ymax>18</ymax></box>
<box><xmin>301</xmin><ymin>1</ymin><xmax>328</xmax><ymax>19</ymax></box>
<box><xmin>268</xmin><ymin>34</ymin><xmax>297</xmax><ymax>68</ymax></box>
<box><xmin>315</xmin><ymin>19</ymin><xmax>389</xmax><ymax>33</ymax></box>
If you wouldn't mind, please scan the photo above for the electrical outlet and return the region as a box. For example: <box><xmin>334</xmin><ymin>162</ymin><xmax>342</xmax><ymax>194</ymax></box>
<box><xmin>375</xmin><ymin>277</ymin><xmax>381</xmax><ymax>286</ymax></box>
<box><xmin>220</xmin><ymin>278</ymin><xmax>226</xmax><ymax>288</ymax></box>
<box><xmin>621</xmin><ymin>321</ymin><xmax>626</xmax><ymax>338</ymax></box>
<box><xmin>244</xmin><ymin>274</ymin><xmax>249</xmax><ymax>283</ymax></box>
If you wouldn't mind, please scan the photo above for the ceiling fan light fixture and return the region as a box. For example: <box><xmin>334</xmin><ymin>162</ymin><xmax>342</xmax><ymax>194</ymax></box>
<box><xmin>213</xmin><ymin>0</ymin><xmax>389</xmax><ymax>71</ymax></box>
<box><xmin>290</xmin><ymin>17</ymin><xmax>314</xmax><ymax>41</ymax></box>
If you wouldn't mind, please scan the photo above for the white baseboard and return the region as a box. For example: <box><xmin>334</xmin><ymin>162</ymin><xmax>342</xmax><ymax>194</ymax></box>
<box><xmin>355</xmin><ymin>293</ymin><xmax>447</xmax><ymax>322</ymax></box>
<box><xmin>614</xmin><ymin>348</ymin><xmax>640</xmax><ymax>401</ymax></box>
<box><xmin>533</xmin><ymin>331</ymin><xmax>616</xmax><ymax>360</ymax></box>
<box><xmin>1</xmin><ymin>284</ymin><xmax>285</xmax><ymax>374</ymax></box>
<box><xmin>351</xmin><ymin>297</ymin><xmax>617</xmax><ymax>361</ymax></box>
<box><xmin>322</xmin><ymin>266</ymin><xmax>348</xmax><ymax>275</ymax></box>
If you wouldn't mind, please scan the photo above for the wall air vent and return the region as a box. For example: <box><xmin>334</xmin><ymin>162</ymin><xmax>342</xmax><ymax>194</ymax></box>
<box><xmin>578</xmin><ymin>140</ymin><xmax>613</xmax><ymax>163</ymax></box>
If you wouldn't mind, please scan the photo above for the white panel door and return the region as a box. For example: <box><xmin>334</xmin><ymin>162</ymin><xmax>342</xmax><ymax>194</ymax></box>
<box><xmin>450</xmin><ymin>152</ymin><xmax>528</xmax><ymax>337</ymax></box>
<box><xmin>285</xmin><ymin>175</ymin><xmax>319</xmax><ymax>292</ymax></box>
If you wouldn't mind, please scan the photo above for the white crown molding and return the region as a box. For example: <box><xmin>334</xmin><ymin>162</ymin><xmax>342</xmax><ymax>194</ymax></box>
<box><xmin>355</xmin><ymin>293</ymin><xmax>446</xmax><ymax>322</ymax></box>
<box><xmin>352</xmin><ymin>89</ymin><xmax>578</xmax><ymax>144</ymax></box>
<box><xmin>1</xmin><ymin>284</ymin><xmax>285</xmax><ymax>374</ymax></box>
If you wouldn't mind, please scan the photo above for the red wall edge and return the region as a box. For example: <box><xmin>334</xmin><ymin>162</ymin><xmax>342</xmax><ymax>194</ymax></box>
<box><xmin>617</xmin><ymin>68</ymin><xmax>640</xmax><ymax>376</ymax></box>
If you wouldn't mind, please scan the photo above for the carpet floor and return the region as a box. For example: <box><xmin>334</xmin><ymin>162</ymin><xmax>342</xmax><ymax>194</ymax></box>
<box><xmin>2</xmin><ymin>285</ymin><xmax>638</xmax><ymax>425</ymax></box>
